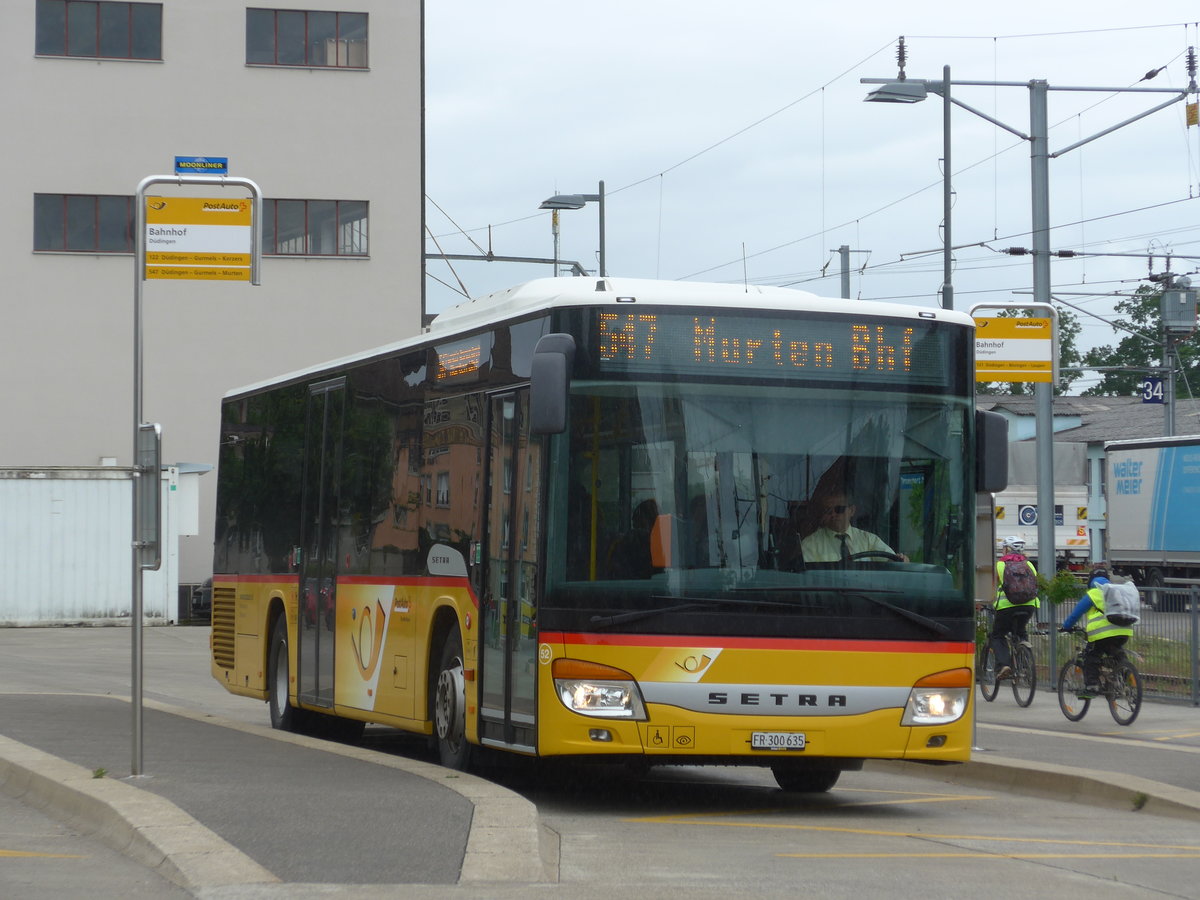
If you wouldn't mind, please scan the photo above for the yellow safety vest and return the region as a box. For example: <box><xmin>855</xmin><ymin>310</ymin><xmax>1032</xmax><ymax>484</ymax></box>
<box><xmin>1083</xmin><ymin>586</ymin><xmax>1134</xmax><ymax>642</ymax></box>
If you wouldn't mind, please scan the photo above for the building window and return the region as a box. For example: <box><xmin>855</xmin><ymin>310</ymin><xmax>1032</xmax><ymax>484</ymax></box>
<box><xmin>34</xmin><ymin>193</ymin><xmax>133</xmax><ymax>253</ymax></box>
<box><xmin>36</xmin><ymin>1</ymin><xmax>162</xmax><ymax>60</ymax></box>
<box><xmin>264</xmin><ymin>199</ymin><xmax>368</xmax><ymax>256</ymax></box>
<box><xmin>246</xmin><ymin>8</ymin><xmax>368</xmax><ymax>68</ymax></box>
<box><xmin>436</xmin><ymin>472</ymin><xmax>450</xmax><ymax>508</ymax></box>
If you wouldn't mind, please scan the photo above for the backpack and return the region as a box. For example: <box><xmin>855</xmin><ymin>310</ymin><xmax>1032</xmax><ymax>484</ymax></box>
<box><xmin>1101</xmin><ymin>581</ymin><xmax>1141</xmax><ymax>627</ymax></box>
<box><xmin>1001</xmin><ymin>557</ymin><xmax>1038</xmax><ymax>604</ymax></box>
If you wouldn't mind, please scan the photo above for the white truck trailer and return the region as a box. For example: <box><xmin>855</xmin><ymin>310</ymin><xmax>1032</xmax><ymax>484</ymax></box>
<box><xmin>992</xmin><ymin>441</ymin><xmax>1090</xmax><ymax>571</ymax></box>
<box><xmin>1105</xmin><ymin>435</ymin><xmax>1200</xmax><ymax>590</ymax></box>
<box><xmin>992</xmin><ymin>485</ymin><xmax>1090</xmax><ymax>571</ymax></box>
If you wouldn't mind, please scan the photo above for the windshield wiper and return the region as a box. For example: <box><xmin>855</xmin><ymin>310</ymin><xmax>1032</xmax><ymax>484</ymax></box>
<box><xmin>734</xmin><ymin>586</ymin><xmax>950</xmax><ymax>635</ymax></box>
<box><xmin>851</xmin><ymin>592</ymin><xmax>950</xmax><ymax>636</ymax></box>
<box><xmin>589</xmin><ymin>594</ymin><xmax>798</xmax><ymax>629</ymax></box>
<box><xmin>588</xmin><ymin>590</ymin><xmax>948</xmax><ymax>636</ymax></box>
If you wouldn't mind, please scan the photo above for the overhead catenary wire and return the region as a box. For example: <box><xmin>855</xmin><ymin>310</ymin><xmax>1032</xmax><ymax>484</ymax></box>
<box><xmin>426</xmin><ymin>20</ymin><xmax>1200</xmax><ymax>326</ymax></box>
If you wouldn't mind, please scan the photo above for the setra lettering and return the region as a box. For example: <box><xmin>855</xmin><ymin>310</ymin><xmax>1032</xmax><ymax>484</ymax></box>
<box><xmin>708</xmin><ymin>690</ymin><xmax>848</xmax><ymax>708</ymax></box>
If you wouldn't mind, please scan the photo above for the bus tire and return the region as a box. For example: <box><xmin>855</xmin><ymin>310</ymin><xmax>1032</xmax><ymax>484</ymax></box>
<box><xmin>771</xmin><ymin>765</ymin><xmax>840</xmax><ymax>793</ymax></box>
<box><xmin>434</xmin><ymin>627</ymin><xmax>471</xmax><ymax>770</ymax></box>
<box><xmin>268</xmin><ymin>616</ymin><xmax>300</xmax><ymax>732</ymax></box>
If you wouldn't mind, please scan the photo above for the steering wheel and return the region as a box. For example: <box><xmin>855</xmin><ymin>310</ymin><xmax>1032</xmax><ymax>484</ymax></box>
<box><xmin>849</xmin><ymin>551</ymin><xmax>905</xmax><ymax>562</ymax></box>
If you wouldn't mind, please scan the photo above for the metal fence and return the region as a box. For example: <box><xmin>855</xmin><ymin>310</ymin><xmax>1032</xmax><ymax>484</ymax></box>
<box><xmin>979</xmin><ymin>586</ymin><xmax>1200</xmax><ymax>706</ymax></box>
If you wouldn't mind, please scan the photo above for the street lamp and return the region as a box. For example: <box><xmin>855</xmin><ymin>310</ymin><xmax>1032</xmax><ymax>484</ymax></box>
<box><xmin>539</xmin><ymin>180</ymin><xmax>606</xmax><ymax>277</ymax></box>
<box><xmin>863</xmin><ymin>53</ymin><xmax>1195</xmax><ymax>320</ymax></box>
<box><xmin>866</xmin><ymin>62</ymin><xmax>953</xmax><ymax>312</ymax></box>
<box><xmin>862</xmin><ymin>48</ymin><xmax>1196</xmax><ymax>659</ymax></box>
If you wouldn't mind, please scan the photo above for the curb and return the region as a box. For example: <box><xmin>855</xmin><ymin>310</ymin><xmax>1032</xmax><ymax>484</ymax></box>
<box><xmin>0</xmin><ymin>695</ymin><xmax>549</xmax><ymax>889</ymax></box>
<box><xmin>0</xmin><ymin>733</ymin><xmax>278</xmax><ymax>891</ymax></box>
<box><xmin>157</xmin><ymin>703</ymin><xmax>549</xmax><ymax>884</ymax></box>
<box><xmin>138</xmin><ymin>699</ymin><xmax>548</xmax><ymax>884</ymax></box>
<box><xmin>868</xmin><ymin>755</ymin><xmax>1200</xmax><ymax>821</ymax></box>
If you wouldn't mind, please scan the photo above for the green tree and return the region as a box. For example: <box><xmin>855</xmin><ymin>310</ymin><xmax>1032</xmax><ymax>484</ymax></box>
<box><xmin>1081</xmin><ymin>284</ymin><xmax>1200</xmax><ymax>397</ymax></box>
<box><xmin>975</xmin><ymin>306</ymin><xmax>1083</xmax><ymax>396</ymax></box>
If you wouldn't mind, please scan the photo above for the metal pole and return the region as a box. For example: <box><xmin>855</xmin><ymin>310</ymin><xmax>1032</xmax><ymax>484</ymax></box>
<box><xmin>1165</xmin><ymin>332</ymin><xmax>1177</xmax><ymax>436</ymax></box>
<box><xmin>1190</xmin><ymin>585</ymin><xmax>1199</xmax><ymax>706</ymax></box>
<box><xmin>131</xmin><ymin>188</ymin><xmax>146</xmax><ymax>777</ymax></box>
<box><xmin>597</xmin><ymin>180</ymin><xmax>606</xmax><ymax>277</ymax></box>
<box><xmin>838</xmin><ymin>244</ymin><xmax>850</xmax><ymax>299</ymax></box>
<box><xmin>1029</xmin><ymin>80</ymin><xmax>1058</xmax><ymax>660</ymax></box>
<box><xmin>551</xmin><ymin>210</ymin><xmax>560</xmax><ymax>277</ymax></box>
<box><xmin>942</xmin><ymin>65</ymin><xmax>954</xmax><ymax>311</ymax></box>
<box><xmin>130</xmin><ymin>173</ymin><xmax>263</xmax><ymax>777</ymax></box>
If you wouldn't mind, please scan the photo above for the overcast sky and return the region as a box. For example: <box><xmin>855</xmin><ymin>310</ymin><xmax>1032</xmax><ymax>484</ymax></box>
<box><xmin>424</xmin><ymin>4</ymin><xmax>1200</xmax><ymax>391</ymax></box>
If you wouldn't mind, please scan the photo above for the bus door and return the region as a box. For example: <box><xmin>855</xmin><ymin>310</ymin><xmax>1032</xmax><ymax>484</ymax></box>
<box><xmin>479</xmin><ymin>390</ymin><xmax>542</xmax><ymax>752</ymax></box>
<box><xmin>297</xmin><ymin>377</ymin><xmax>345</xmax><ymax>710</ymax></box>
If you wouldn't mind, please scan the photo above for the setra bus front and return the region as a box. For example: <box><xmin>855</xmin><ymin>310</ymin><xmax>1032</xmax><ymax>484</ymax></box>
<box><xmin>526</xmin><ymin>298</ymin><xmax>1000</xmax><ymax>790</ymax></box>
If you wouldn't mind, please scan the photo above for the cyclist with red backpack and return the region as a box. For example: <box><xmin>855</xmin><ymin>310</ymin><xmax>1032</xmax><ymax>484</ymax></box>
<box><xmin>990</xmin><ymin>536</ymin><xmax>1040</xmax><ymax>680</ymax></box>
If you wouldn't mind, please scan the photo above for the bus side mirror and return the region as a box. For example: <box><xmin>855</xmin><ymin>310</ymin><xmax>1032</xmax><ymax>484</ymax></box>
<box><xmin>975</xmin><ymin>409</ymin><xmax>1008</xmax><ymax>493</ymax></box>
<box><xmin>530</xmin><ymin>333</ymin><xmax>576</xmax><ymax>435</ymax></box>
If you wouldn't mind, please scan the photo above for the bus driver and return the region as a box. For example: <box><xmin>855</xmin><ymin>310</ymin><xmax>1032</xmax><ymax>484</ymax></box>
<box><xmin>800</xmin><ymin>490</ymin><xmax>906</xmax><ymax>563</ymax></box>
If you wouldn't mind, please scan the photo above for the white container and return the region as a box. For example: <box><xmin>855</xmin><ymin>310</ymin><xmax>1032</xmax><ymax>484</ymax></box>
<box><xmin>0</xmin><ymin>467</ymin><xmax>191</xmax><ymax>626</ymax></box>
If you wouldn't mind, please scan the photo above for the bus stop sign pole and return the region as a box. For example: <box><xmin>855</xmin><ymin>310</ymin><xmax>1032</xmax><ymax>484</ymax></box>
<box><xmin>131</xmin><ymin>174</ymin><xmax>262</xmax><ymax>776</ymax></box>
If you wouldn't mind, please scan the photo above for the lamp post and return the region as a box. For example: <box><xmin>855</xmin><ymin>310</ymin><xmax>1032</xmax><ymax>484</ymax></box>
<box><xmin>539</xmin><ymin>180</ymin><xmax>606</xmax><ymax>276</ymax></box>
<box><xmin>863</xmin><ymin>53</ymin><xmax>1195</xmax><ymax>662</ymax></box>
<box><xmin>864</xmin><ymin>61</ymin><xmax>954</xmax><ymax>312</ymax></box>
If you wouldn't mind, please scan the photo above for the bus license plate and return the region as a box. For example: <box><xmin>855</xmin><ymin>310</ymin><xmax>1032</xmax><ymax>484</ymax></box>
<box><xmin>751</xmin><ymin>731</ymin><xmax>806</xmax><ymax>750</ymax></box>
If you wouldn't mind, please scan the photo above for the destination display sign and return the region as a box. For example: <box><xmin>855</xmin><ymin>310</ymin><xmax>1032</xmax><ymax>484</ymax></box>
<box><xmin>590</xmin><ymin>310</ymin><xmax>951</xmax><ymax>386</ymax></box>
<box><xmin>144</xmin><ymin>196</ymin><xmax>252</xmax><ymax>281</ymax></box>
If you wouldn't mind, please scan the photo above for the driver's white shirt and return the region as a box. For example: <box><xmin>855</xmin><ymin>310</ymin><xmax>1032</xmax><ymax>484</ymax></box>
<box><xmin>800</xmin><ymin>525</ymin><xmax>896</xmax><ymax>562</ymax></box>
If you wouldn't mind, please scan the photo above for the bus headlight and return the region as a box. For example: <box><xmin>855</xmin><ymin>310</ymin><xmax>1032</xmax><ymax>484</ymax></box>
<box><xmin>552</xmin><ymin>659</ymin><xmax>648</xmax><ymax>720</ymax></box>
<box><xmin>901</xmin><ymin>668</ymin><xmax>971</xmax><ymax>726</ymax></box>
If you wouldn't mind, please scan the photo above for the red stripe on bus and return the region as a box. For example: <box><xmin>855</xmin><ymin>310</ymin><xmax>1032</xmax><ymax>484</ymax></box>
<box><xmin>216</xmin><ymin>574</ymin><xmax>469</xmax><ymax>588</ymax></box>
<box><xmin>538</xmin><ymin>631</ymin><xmax>971</xmax><ymax>654</ymax></box>
<box><xmin>213</xmin><ymin>574</ymin><xmax>478</xmax><ymax>607</ymax></box>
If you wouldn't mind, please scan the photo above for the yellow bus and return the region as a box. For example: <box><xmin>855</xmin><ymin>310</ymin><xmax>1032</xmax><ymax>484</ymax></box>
<box><xmin>210</xmin><ymin>276</ymin><xmax>1007</xmax><ymax>791</ymax></box>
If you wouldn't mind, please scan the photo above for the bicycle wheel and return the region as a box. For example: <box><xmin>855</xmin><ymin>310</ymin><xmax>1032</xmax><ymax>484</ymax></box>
<box><xmin>1107</xmin><ymin>660</ymin><xmax>1143</xmax><ymax>726</ymax></box>
<box><xmin>1057</xmin><ymin>659</ymin><xmax>1090</xmax><ymax>721</ymax></box>
<box><xmin>979</xmin><ymin>645</ymin><xmax>999</xmax><ymax>702</ymax></box>
<box><xmin>1011</xmin><ymin>642</ymin><xmax>1036</xmax><ymax>708</ymax></box>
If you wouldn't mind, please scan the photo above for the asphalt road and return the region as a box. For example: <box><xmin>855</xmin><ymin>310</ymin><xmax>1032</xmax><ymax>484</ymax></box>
<box><xmin>2</xmin><ymin>625</ymin><xmax>1199</xmax><ymax>898</ymax></box>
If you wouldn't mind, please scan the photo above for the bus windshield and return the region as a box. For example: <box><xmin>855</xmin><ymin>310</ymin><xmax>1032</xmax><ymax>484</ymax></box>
<box><xmin>544</xmin><ymin>379</ymin><xmax>973</xmax><ymax>641</ymax></box>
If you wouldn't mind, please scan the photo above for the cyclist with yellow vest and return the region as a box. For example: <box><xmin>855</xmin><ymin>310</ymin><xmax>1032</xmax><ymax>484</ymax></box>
<box><xmin>990</xmin><ymin>536</ymin><xmax>1039</xmax><ymax>680</ymax></box>
<box><xmin>1059</xmin><ymin>566</ymin><xmax>1134</xmax><ymax>698</ymax></box>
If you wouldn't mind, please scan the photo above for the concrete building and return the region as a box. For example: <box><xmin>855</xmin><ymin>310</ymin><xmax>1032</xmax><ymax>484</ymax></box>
<box><xmin>1</xmin><ymin>1</ymin><xmax>424</xmax><ymax>587</ymax></box>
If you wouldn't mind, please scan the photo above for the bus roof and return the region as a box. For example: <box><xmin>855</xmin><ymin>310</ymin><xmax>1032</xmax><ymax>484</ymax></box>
<box><xmin>224</xmin><ymin>276</ymin><xmax>976</xmax><ymax>399</ymax></box>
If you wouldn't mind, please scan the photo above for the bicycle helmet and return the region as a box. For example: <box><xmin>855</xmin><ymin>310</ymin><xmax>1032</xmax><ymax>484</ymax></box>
<box><xmin>1089</xmin><ymin>566</ymin><xmax>1110</xmax><ymax>586</ymax></box>
<box><xmin>1001</xmin><ymin>536</ymin><xmax>1025</xmax><ymax>553</ymax></box>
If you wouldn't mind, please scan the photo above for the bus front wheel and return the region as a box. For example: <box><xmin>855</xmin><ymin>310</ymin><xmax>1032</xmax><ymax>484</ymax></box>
<box><xmin>434</xmin><ymin>628</ymin><xmax>471</xmax><ymax>770</ymax></box>
<box><xmin>771</xmin><ymin>765</ymin><xmax>840</xmax><ymax>793</ymax></box>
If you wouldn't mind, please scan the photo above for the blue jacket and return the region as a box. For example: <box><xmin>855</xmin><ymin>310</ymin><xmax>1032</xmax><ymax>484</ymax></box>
<box><xmin>1061</xmin><ymin>576</ymin><xmax>1106</xmax><ymax>629</ymax></box>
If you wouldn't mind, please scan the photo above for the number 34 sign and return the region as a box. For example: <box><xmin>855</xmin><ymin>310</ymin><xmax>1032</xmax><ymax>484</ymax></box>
<box><xmin>1141</xmin><ymin>377</ymin><xmax>1164</xmax><ymax>404</ymax></box>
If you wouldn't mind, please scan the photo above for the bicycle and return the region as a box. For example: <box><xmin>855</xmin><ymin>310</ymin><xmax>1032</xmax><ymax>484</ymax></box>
<box><xmin>1056</xmin><ymin>627</ymin><xmax>1143</xmax><ymax>726</ymax></box>
<box><xmin>977</xmin><ymin>606</ymin><xmax>1036</xmax><ymax>707</ymax></box>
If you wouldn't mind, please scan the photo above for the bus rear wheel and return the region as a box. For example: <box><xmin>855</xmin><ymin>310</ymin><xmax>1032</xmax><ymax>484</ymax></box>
<box><xmin>771</xmin><ymin>765</ymin><xmax>840</xmax><ymax>793</ymax></box>
<box><xmin>268</xmin><ymin>616</ymin><xmax>299</xmax><ymax>731</ymax></box>
<box><xmin>434</xmin><ymin>627</ymin><xmax>470</xmax><ymax>770</ymax></box>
